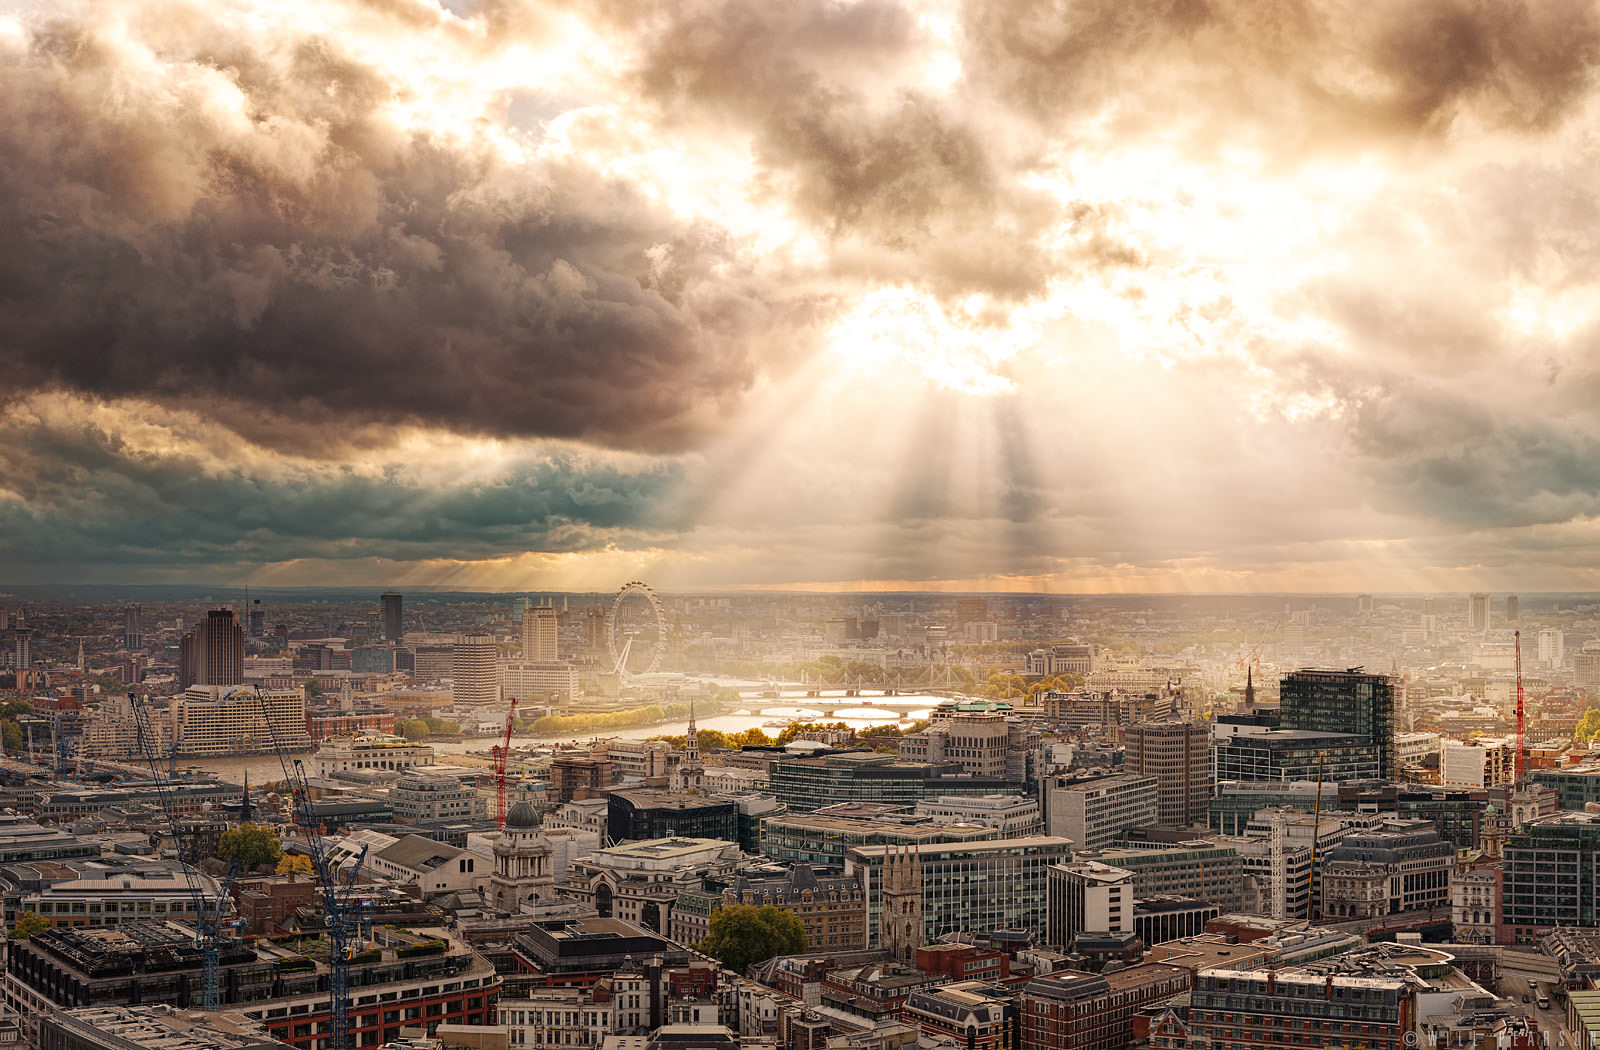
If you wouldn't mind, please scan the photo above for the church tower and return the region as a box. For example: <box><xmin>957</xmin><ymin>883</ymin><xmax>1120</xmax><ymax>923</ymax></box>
<box><xmin>677</xmin><ymin>700</ymin><xmax>704</xmax><ymax>792</ymax></box>
<box><xmin>880</xmin><ymin>844</ymin><xmax>923</xmax><ymax>965</ymax></box>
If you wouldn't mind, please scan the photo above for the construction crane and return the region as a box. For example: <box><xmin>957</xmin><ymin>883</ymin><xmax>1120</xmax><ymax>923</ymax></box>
<box><xmin>1234</xmin><ymin>619</ymin><xmax>1282</xmax><ymax>681</ymax></box>
<box><xmin>259</xmin><ymin>696</ymin><xmax>370</xmax><ymax>1050</ymax></box>
<box><xmin>1515</xmin><ymin>629</ymin><xmax>1525</xmax><ymax>785</ymax></box>
<box><xmin>128</xmin><ymin>695</ymin><xmax>240</xmax><ymax>1011</ymax></box>
<box><xmin>493</xmin><ymin>697</ymin><xmax>519</xmax><ymax>830</ymax></box>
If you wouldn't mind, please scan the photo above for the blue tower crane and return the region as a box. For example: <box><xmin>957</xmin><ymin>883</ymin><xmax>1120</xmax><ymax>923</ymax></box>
<box><xmin>129</xmin><ymin>694</ymin><xmax>240</xmax><ymax>1011</ymax></box>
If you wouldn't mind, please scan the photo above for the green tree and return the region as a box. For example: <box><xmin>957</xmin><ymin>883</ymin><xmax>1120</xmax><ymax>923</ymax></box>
<box><xmin>698</xmin><ymin>905</ymin><xmax>807</xmax><ymax>973</ymax></box>
<box><xmin>1578</xmin><ymin>707</ymin><xmax>1600</xmax><ymax>745</ymax></box>
<box><xmin>400</xmin><ymin>718</ymin><xmax>429</xmax><ymax>741</ymax></box>
<box><xmin>0</xmin><ymin>720</ymin><xmax>21</xmax><ymax>753</ymax></box>
<box><xmin>8</xmin><ymin>911</ymin><xmax>48</xmax><ymax>940</ymax></box>
<box><xmin>0</xmin><ymin>700</ymin><xmax>34</xmax><ymax>720</ymax></box>
<box><xmin>218</xmin><ymin>823</ymin><xmax>283</xmax><ymax>870</ymax></box>
<box><xmin>305</xmin><ymin>679</ymin><xmax>325</xmax><ymax>698</ymax></box>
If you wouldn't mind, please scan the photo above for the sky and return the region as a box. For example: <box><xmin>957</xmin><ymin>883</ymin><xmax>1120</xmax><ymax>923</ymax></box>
<box><xmin>3</xmin><ymin>0</ymin><xmax>1600</xmax><ymax>593</ymax></box>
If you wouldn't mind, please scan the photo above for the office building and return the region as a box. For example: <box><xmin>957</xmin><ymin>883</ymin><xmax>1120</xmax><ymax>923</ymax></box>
<box><xmin>380</xmin><ymin>591</ymin><xmax>404</xmax><ymax>642</ymax></box>
<box><xmin>1042</xmin><ymin>773</ymin><xmax>1159</xmax><ymax>849</ymax></box>
<box><xmin>1071</xmin><ymin>840</ymin><xmax>1245</xmax><ymax>913</ymax></box>
<box><xmin>1046</xmin><ymin>860</ymin><xmax>1135</xmax><ymax>947</ymax></box>
<box><xmin>1468</xmin><ymin>592</ymin><xmax>1491</xmax><ymax>633</ymax></box>
<box><xmin>846</xmin><ymin>837</ymin><xmax>1073</xmax><ymax>947</ymax></box>
<box><xmin>40</xmin><ymin>1006</ymin><xmax>291</xmax><ymax>1050</ymax></box>
<box><xmin>670</xmin><ymin>863</ymin><xmax>867</xmax><ymax>951</ymax></box>
<box><xmin>1441</xmin><ymin>738</ymin><xmax>1516</xmax><ymax>789</ymax></box>
<box><xmin>523</xmin><ymin>604</ymin><xmax>558</xmax><ymax>661</ymax></box>
<box><xmin>451</xmin><ymin>634</ymin><xmax>500</xmax><ymax>705</ymax></box>
<box><xmin>1041</xmin><ymin>690</ymin><xmax>1161</xmax><ymax>729</ymax></box>
<box><xmin>769</xmin><ymin>752</ymin><xmax>1012</xmax><ymax>813</ymax></box>
<box><xmin>912</xmin><ymin>795</ymin><xmax>1044</xmax><ymax>836</ymax></box>
<box><xmin>1505</xmin><ymin>594</ymin><xmax>1519</xmax><ymax>621</ymax></box>
<box><xmin>1280</xmin><ymin>668</ymin><xmax>1398</xmax><ymax>779</ymax></box>
<box><xmin>6</xmin><ymin>921</ymin><xmax>500</xmax><ymax>1048</ymax></box>
<box><xmin>122</xmin><ymin>604</ymin><xmax>143</xmax><ymax>650</ymax></box>
<box><xmin>1539</xmin><ymin>628</ymin><xmax>1566</xmax><ymax>668</ymax></box>
<box><xmin>583</xmin><ymin>606</ymin><xmax>606</xmax><ymax>652</ymax></box>
<box><xmin>1209</xmin><ymin>781</ymin><xmax>1339</xmax><ymax>835</ymax></box>
<box><xmin>953</xmin><ymin>598</ymin><xmax>988</xmax><ymax>627</ymax></box>
<box><xmin>897</xmin><ymin>711</ymin><xmax>1036</xmax><ymax>781</ymax></box>
<box><xmin>13</xmin><ymin>627</ymin><xmax>31</xmax><ymax>671</ymax></box>
<box><xmin>1503</xmin><ymin>811</ymin><xmax>1600</xmax><ymax>942</ymax></box>
<box><xmin>1213</xmin><ymin>731</ymin><xmax>1381</xmax><ymax>788</ymax></box>
<box><xmin>171</xmin><ymin>685</ymin><xmax>311</xmax><ymax>756</ymax></box>
<box><xmin>391</xmin><ymin>772</ymin><xmax>485</xmax><ymax>821</ymax></box>
<box><xmin>501</xmin><ymin>660</ymin><xmax>577</xmax><ymax>702</ymax></box>
<box><xmin>1020</xmin><ymin>965</ymin><xmax>1192</xmax><ymax>1050</ymax></box>
<box><xmin>177</xmin><ymin>609</ymin><xmax>244</xmax><ymax>688</ymax></box>
<box><xmin>1124</xmin><ymin>721</ymin><xmax>1209</xmax><ymax>827</ymax></box>
<box><xmin>1318</xmin><ymin>819</ymin><xmax>1452</xmax><ymax>920</ymax></box>
<box><xmin>758</xmin><ymin>805</ymin><xmax>1002</xmax><ymax>867</ymax></box>
<box><xmin>1188</xmin><ymin>967</ymin><xmax>1415</xmax><ymax>1050</ymax></box>
<box><xmin>1577</xmin><ymin>646</ymin><xmax>1600</xmax><ymax>695</ymax></box>
<box><xmin>312</xmin><ymin>735</ymin><xmax>434</xmax><ymax>778</ymax></box>
<box><xmin>608</xmin><ymin>790</ymin><xmax>738</xmax><ymax>845</ymax></box>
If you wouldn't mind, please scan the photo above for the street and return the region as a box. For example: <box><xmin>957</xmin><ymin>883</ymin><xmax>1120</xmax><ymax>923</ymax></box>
<box><xmin>1500</xmin><ymin>972</ymin><xmax>1573</xmax><ymax>1047</ymax></box>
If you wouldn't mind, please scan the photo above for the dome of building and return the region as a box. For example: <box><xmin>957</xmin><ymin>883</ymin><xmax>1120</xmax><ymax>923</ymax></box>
<box><xmin>505</xmin><ymin>801</ymin><xmax>541</xmax><ymax>829</ymax></box>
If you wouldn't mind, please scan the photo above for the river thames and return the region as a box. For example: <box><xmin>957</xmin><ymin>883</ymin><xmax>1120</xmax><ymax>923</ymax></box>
<box><xmin>192</xmin><ymin>693</ymin><xmax>943</xmax><ymax>787</ymax></box>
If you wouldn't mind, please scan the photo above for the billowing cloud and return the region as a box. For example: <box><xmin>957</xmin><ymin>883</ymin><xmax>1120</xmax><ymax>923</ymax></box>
<box><xmin>0</xmin><ymin>0</ymin><xmax>807</xmax><ymax>453</ymax></box>
<box><xmin>2</xmin><ymin>0</ymin><xmax>1600</xmax><ymax>590</ymax></box>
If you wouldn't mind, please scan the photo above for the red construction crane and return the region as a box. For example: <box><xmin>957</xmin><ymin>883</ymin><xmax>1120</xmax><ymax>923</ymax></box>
<box><xmin>1515</xmin><ymin>630</ymin><xmax>1525</xmax><ymax>785</ymax></box>
<box><xmin>494</xmin><ymin>697</ymin><xmax>518</xmax><ymax>830</ymax></box>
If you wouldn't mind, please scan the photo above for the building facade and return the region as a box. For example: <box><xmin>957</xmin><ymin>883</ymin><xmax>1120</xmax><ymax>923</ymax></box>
<box><xmin>451</xmin><ymin>635</ymin><xmax>500</xmax><ymax>705</ymax></box>
<box><xmin>846</xmin><ymin>837</ymin><xmax>1073</xmax><ymax>949</ymax></box>
<box><xmin>1043</xmin><ymin>773</ymin><xmax>1159</xmax><ymax>849</ymax></box>
<box><xmin>1020</xmin><ymin>965</ymin><xmax>1191</xmax><ymax>1050</ymax></box>
<box><xmin>1124</xmin><ymin>721</ymin><xmax>1209</xmax><ymax>828</ymax></box>
<box><xmin>1279</xmin><ymin>669</ymin><xmax>1398</xmax><ymax>780</ymax></box>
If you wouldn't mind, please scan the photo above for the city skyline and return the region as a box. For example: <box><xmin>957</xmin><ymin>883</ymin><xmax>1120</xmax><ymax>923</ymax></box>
<box><xmin>4</xmin><ymin>0</ymin><xmax>1600</xmax><ymax>593</ymax></box>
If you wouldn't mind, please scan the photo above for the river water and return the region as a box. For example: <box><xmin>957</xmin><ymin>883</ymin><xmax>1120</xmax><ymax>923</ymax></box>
<box><xmin>194</xmin><ymin>694</ymin><xmax>941</xmax><ymax>788</ymax></box>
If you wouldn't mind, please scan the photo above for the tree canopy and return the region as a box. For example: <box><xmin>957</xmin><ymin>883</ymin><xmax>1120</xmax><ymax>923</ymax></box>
<box><xmin>8</xmin><ymin>911</ymin><xmax>47</xmax><ymax>940</ymax></box>
<box><xmin>218</xmin><ymin>823</ymin><xmax>283</xmax><ymax>870</ymax></box>
<box><xmin>1578</xmin><ymin>707</ymin><xmax>1600</xmax><ymax>745</ymax></box>
<box><xmin>276</xmin><ymin>854</ymin><xmax>315</xmax><ymax>875</ymax></box>
<box><xmin>698</xmin><ymin>905</ymin><xmax>807</xmax><ymax>973</ymax></box>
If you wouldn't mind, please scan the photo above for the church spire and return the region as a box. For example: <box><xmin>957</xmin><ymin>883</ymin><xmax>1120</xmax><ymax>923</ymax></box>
<box><xmin>1244</xmin><ymin>665</ymin><xmax>1255</xmax><ymax>708</ymax></box>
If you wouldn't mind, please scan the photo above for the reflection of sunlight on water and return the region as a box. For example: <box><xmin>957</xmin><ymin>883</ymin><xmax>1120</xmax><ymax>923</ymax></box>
<box><xmin>200</xmin><ymin>706</ymin><xmax>939</xmax><ymax>786</ymax></box>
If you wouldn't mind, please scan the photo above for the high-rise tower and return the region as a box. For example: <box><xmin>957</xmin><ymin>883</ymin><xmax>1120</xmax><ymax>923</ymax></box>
<box><xmin>1468</xmin><ymin>593</ymin><xmax>1491</xmax><ymax>634</ymax></box>
<box><xmin>123</xmin><ymin>603</ymin><xmax>143</xmax><ymax>650</ymax></box>
<box><xmin>1124</xmin><ymin>721</ymin><xmax>1210</xmax><ymax>827</ymax></box>
<box><xmin>452</xmin><ymin>635</ymin><xmax>500</xmax><ymax>705</ymax></box>
<box><xmin>381</xmin><ymin>592</ymin><xmax>404</xmax><ymax>643</ymax></box>
<box><xmin>522</xmin><ymin>604</ymin><xmax>558</xmax><ymax>662</ymax></box>
<box><xmin>178</xmin><ymin>609</ymin><xmax>244</xmax><ymax>688</ymax></box>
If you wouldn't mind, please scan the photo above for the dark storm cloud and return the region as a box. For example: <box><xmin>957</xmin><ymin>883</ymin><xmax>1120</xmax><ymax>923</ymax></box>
<box><xmin>0</xmin><ymin>410</ymin><xmax>686</xmax><ymax>566</ymax></box>
<box><xmin>0</xmin><ymin>5</ymin><xmax>803</xmax><ymax>456</ymax></box>
<box><xmin>962</xmin><ymin>0</ymin><xmax>1600</xmax><ymax>143</ymax></box>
